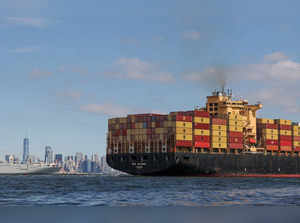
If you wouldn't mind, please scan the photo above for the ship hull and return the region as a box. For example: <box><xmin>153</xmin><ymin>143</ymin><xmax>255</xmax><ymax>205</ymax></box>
<box><xmin>107</xmin><ymin>153</ymin><xmax>300</xmax><ymax>177</ymax></box>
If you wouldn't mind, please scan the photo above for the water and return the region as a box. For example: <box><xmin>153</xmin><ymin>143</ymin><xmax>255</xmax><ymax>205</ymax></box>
<box><xmin>1</xmin><ymin>175</ymin><xmax>300</xmax><ymax>206</ymax></box>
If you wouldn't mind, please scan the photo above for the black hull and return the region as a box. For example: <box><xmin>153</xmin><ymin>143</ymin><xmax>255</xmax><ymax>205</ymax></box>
<box><xmin>107</xmin><ymin>153</ymin><xmax>300</xmax><ymax>176</ymax></box>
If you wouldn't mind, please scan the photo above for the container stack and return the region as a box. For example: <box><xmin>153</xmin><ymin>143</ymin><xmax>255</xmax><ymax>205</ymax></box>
<box><xmin>256</xmin><ymin>118</ymin><xmax>278</xmax><ymax>152</ymax></box>
<box><xmin>175</xmin><ymin>115</ymin><xmax>193</xmax><ymax>148</ymax></box>
<box><xmin>292</xmin><ymin>123</ymin><xmax>300</xmax><ymax>153</ymax></box>
<box><xmin>211</xmin><ymin>117</ymin><xmax>227</xmax><ymax>152</ymax></box>
<box><xmin>275</xmin><ymin>119</ymin><xmax>292</xmax><ymax>153</ymax></box>
<box><xmin>228</xmin><ymin>114</ymin><xmax>243</xmax><ymax>151</ymax></box>
<box><xmin>193</xmin><ymin>110</ymin><xmax>210</xmax><ymax>152</ymax></box>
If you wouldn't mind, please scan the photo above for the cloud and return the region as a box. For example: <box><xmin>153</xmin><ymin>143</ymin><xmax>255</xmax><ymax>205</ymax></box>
<box><xmin>80</xmin><ymin>103</ymin><xmax>131</xmax><ymax>116</ymax></box>
<box><xmin>264</xmin><ymin>52</ymin><xmax>288</xmax><ymax>62</ymax></box>
<box><xmin>182</xmin><ymin>30</ymin><xmax>201</xmax><ymax>40</ymax></box>
<box><xmin>183</xmin><ymin>51</ymin><xmax>300</xmax><ymax>114</ymax></box>
<box><xmin>9</xmin><ymin>46</ymin><xmax>39</xmax><ymax>53</ymax></box>
<box><xmin>183</xmin><ymin>52</ymin><xmax>300</xmax><ymax>84</ymax></box>
<box><xmin>30</xmin><ymin>68</ymin><xmax>52</xmax><ymax>78</ymax></box>
<box><xmin>252</xmin><ymin>88</ymin><xmax>300</xmax><ymax>114</ymax></box>
<box><xmin>105</xmin><ymin>58</ymin><xmax>175</xmax><ymax>83</ymax></box>
<box><xmin>4</xmin><ymin>17</ymin><xmax>49</xmax><ymax>28</ymax></box>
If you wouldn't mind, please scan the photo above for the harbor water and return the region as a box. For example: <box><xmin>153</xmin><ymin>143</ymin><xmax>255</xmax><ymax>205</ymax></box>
<box><xmin>1</xmin><ymin>175</ymin><xmax>300</xmax><ymax>207</ymax></box>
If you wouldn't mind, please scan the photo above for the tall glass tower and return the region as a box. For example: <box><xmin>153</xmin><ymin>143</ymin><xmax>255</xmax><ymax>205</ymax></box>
<box><xmin>44</xmin><ymin>146</ymin><xmax>54</xmax><ymax>164</ymax></box>
<box><xmin>23</xmin><ymin>138</ymin><xmax>29</xmax><ymax>163</ymax></box>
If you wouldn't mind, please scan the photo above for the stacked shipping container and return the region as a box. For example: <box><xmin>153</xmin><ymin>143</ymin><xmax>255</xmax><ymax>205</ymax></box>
<box><xmin>228</xmin><ymin>114</ymin><xmax>243</xmax><ymax>150</ymax></box>
<box><xmin>257</xmin><ymin>118</ymin><xmax>279</xmax><ymax>151</ymax></box>
<box><xmin>193</xmin><ymin>110</ymin><xmax>210</xmax><ymax>150</ymax></box>
<box><xmin>211</xmin><ymin>117</ymin><xmax>227</xmax><ymax>151</ymax></box>
<box><xmin>275</xmin><ymin>119</ymin><xmax>292</xmax><ymax>152</ymax></box>
<box><xmin>175</xmin><ymin>115</ymin><xmax>193</xmax><ymax>148</ymax></box>
<box><xmin>293</xmin><ymin>124</ymin><xmax>300</xmax><ymax>152</ymax></box>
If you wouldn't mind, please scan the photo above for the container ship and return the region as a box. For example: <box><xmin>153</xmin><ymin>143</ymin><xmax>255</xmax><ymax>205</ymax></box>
<box><xmin>106</xmin><ymin>89</ymin><xmax>300</xmax><ymax>177</ymax></box>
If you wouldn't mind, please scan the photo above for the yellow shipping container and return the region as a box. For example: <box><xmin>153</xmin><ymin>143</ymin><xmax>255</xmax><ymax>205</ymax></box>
<box><xmin>257</xmin><ymin>118</ymin><xmax>274</xmax><ymax>124</ymax></box>
<box><xmin>275</xmin><ymin>119</ymin><xmax>291</xmax><ymax>125</ymax></box>
<box><xmin>176</xmin><ymin>128</ymin><xmax>193</xmax><ymax>135</ymax></box>
<box><xmin>151</xmin><ymin>122</ymin><xmax>156</xmax><ymax>128</ymax></box>
<box><xmin>176</xmin><ymin>134</ymin><xmax>192</xmax><ymax>141</ymax></box>
<box><xmin>212</xmin><ymin>136</ymin><xmax>227</xmax><ymax>143</ymax></box>
<box><xmin>228</xmin><ymin>114</ymin><xmax>243</xmax><ymax>120</ymax></box>
<box><xmin>194</xmin><ymin>129</ymin><xmax>210</xmax><ymax>136</ymax></box>
<box><xmin>176</xmin><ymin>121</ymin><xmax>192</xmax><ymax>128</ymax></box>
<box><xmin>155</xmin><ymin>128</ymin><xmax>168</xmax><ymax>134</ymax></box>
<box><xmin>279</xmin><ymin>130</ymin><xmax>291</xmax><ymax>136</ymax></box>
<box><xmin>211</xmin><ymin>130</ymin><xmax>227</xmax><ymax>137</ymax></box>
<box><xmin>293</xmin><ymin>126</ymin><xmax>300</xmax><ymax>135</ymax></box>
<box><xmin>266</xmin><ymin>134</ymin><xmax>278</xmax><ymax>140</ymax></box>
<box><xmin>229</xmin><ymin>126</ymin><xmax>243</xmax><ymax>132</ymax></box>
<box><xmin>263</xmin><ymin>129</ymin><xmax>278</xmax><ymax>135</ymax></box>
<box><xmin>212</xmin><ymin>142</ymin><xmax>227</xmax><ymax>149</ymax></box>
<box><xmin>115</xmin><ymin>124</ymin><xmax>120</xmax><ymax>129</ymax></box>
<box><xmin>229</xmin><ymin>120</ymin><xmax>243</xmax><ymax>126</ymax></box>
<box><xmin>294</xmin><ymin>141</ymin><xmax>300</xmax><ymax>147</ymax></box>
<box><xmin>194</xmin><ymin>117</ymin><xmax>210</xmax><ymax>124</ymax></box>
<box><xmin>212</xmin><ymin>125</ymin><xmax>227</xmax><ymax>131</ymax></box>
<box><xmin>120</xmin><ymin>118</ymin><xmax>127</xmax><ymax>124</ymax></box>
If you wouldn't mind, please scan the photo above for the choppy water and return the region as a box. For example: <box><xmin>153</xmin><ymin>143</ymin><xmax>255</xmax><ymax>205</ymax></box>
<box><xmin>1</xmin><ymin>175</ymin><xmax>300</xmax><ymax>206</ymax></box>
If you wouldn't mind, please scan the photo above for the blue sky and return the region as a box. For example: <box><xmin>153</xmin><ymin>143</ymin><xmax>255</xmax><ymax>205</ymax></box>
<box><xmin>1</xmin><ymin>0</ymin><xmax>300</xmax><ymax>159</ymax></box>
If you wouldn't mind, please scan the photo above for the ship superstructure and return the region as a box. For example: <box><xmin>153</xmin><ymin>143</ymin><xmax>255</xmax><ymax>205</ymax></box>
<box><xmin>106</xmin><ymin>89</ymin><xmax>300</xmax><ymax>176</ymax></box>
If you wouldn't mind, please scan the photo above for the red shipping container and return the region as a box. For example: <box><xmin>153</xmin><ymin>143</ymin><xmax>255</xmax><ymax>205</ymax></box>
<box><xmin>131</xmin><ymin>123</ymin><xmax>135</xmax><ymax>129</ymax></box>
<box><xmin>147</xmin><ymin>129</ymin><xmax>153</xmax><ymax>135</ymax></box>
<box><xmin>212</xmin><ymin>118</ymin><xmax>227</xmax><ymax>125</ymax></box>
<box><xmin>280</xmin><ymin>146</ymin><xmax>292</xmax><ymax>151</ymax></box>
<box><xmin>194</xmin><ymin>135</ymin><xmax>210</xmax><ymax>142</ymax></box>
<box><xmin>294</xmin><ymin>147</ymin><xmax>300</xmax><ymax>152</ymax></box>
<box><xmin>229</xmin><ymin>131</ymin><xmax>243</xmax><ymax>137</ymax></box>
<box><xmin>294</xmin><ymin>136</ymin><xmax>300</xmax><ymax>141</ymax></box>
<box><xmin>279</xmin><ymin>125</ymin><xmax>291</xmax><ymax>130</ymax></box>
<box><xmin>266</xmin><ymin>123</ymin><xmax>278</xmax><ymax>129</ymax></box>
<box><xmin>122</xmin><ymin>129</ymin><xmax>127</xmax><ymax>136</ymax></box>
<box><xmin>279</xmin><ymin>135</ymin><xmax>292</xmax><ymax>141</ymax></box>
<box><xmin>265</xmin><ymin>140</ymin><xmax>278</xmax><ymax>145</ymax></box>
<box><xmin>194</xmin><ymin>110</ymin><xmax>210</xmax><ymax>117</ymax></box>
<box><xmin>229</xmin><ymin>143</ymin><xmax>243</xmax><ymax>149</ymax></box>
<box><xmin>176</xmin><ymin>115</ymin><xmax>192</xmax><ymax>122</ymax></box>
<box><xmin>229</xmin><ymin>137</ymin><xmax>243</xmax><ymax>144</ymax></box>
<box><xmin>194</xmin><ymin>123</ymin><xmax>210</xmax><ymax>129</ymax></box>
<box><xmin>176</xmin><ymin>140</ymin><xmax>193</xmax><ymax>147</ymax></box>
<box><xmin>280</xmin><ymin>141</ymin><xmax>292</xmax><ymax>146</ymax></box>
<box><xmin>195</xmin><ymin>142</ymin><xmax>210</xmax><ymax>148</ymax></box>
<box><xmin>266</xmin><ymin>145</ymin><xmax>278</xmax><ymax>151</ymax></box>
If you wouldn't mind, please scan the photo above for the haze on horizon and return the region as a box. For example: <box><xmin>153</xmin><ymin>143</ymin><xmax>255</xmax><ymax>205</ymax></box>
<box><xmin>1</xmin><ymin>0</ymin><xmax>300</xmax><ymax>158</ymax></box>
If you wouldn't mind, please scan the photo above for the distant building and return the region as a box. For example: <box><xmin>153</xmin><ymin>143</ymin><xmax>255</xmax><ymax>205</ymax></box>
<box><xmin>54</xmin><ymin>154</ymin><xmax>63</xmax><ymax>167</ymax></box>
<box><xmin>23</xmin><ymin>138</ymin><xmax>29</xmax><ymax>163</ymax></box>
<box><xmin>5</xmin><ymin>155</ymin><xmax>14</xmax><ymax>163</ymax></box>
<box><xmin>75</xmin><ymin>152</ymin><xmax>84</xmax><ymax>170</ymax></box>
<box><xmin>44</xmin><ymin>146</ymin><xmax>54</xmax><ymax>164</ymax></box>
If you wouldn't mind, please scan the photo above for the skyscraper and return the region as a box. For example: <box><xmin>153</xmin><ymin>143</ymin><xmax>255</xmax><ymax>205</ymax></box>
<box><xmin>44</xmin><ymin>146</ymin><xmax>54</xmax><ymax>164</ymax></box>
<box><xmin>23</xmin><ymin>138</ymin><xmax>29</xmax><ymax>163</ymax></box>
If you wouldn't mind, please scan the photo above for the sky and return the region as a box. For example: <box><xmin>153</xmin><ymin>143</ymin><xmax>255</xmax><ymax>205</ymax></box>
<box><xmin>1</xmin><ymin>0</ymin><xmax>300</xmax><ymax>159</ymax></box>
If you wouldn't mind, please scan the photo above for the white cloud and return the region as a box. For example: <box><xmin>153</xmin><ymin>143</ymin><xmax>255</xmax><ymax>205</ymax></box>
<box><xmin>252</xmin><ymin>88</ymin><xmax>300</xmax><ymax>114</ymax></box>
<box><xmin>9</xmin><ymin>46</ymin><xmax>39</xmax><ymax>53</ymax></box>
<box><xmin>80</xmin><ymin>103</ymin><xmax>131</xmax><ymax>116</ymax></box>
<box><xmin>183</xmin><ymin>52</ymin><xmax>300</xmax><ymax>84</ymax></box>
<box><xmin>264</xmin><ymin>52</ymin><xmax>288</xmax><ymax>62</ymax></box>
<box><xmin>5</xmin><ymin>17</ymin><xmax>49</xmax><ymax>28</ymax></box>
<box><xmin>30</xmin><ymin>68</ymin><xmax>52</xmax><ymax>78</ymax></box>
<box><xmin>182</xmin><ymin>30</ymin><xmax>201</xmax><ymax>40</ymax></box>
<box><xmin>105</xmin><ymin>58</ymin><xmax>175</xmax><ymax>83</ymax></box>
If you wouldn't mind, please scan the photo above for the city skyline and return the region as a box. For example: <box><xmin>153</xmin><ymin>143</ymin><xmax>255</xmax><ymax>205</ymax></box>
<box><xmin>1</xmin><ymin>0</ymin><xmax>300</xmax><ymax>157</ymax></box>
